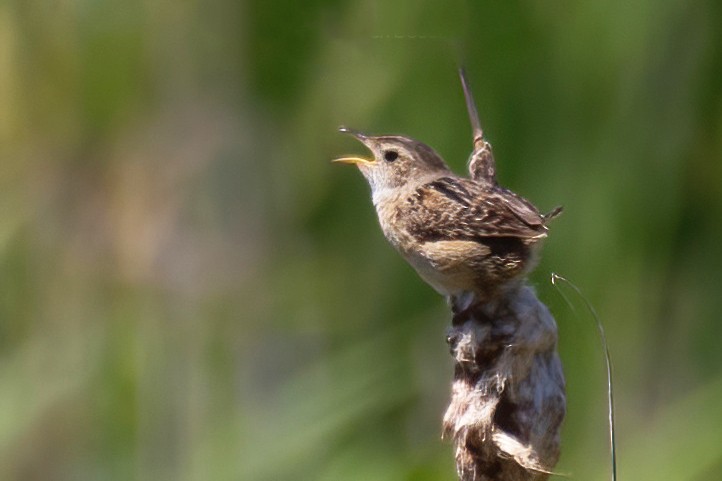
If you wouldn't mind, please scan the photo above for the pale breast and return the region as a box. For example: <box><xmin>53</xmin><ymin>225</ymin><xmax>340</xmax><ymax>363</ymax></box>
<box><xmin>405</xmin><ymin>240</ymin><xmax>491</xmax><ymax>295</ymax></box>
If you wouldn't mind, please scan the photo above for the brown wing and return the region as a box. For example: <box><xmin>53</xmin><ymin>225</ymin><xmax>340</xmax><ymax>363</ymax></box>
<box><xmin>493</xmin><ymin>186</ymin><xmax>546</xmax><ymax>228</ymax></box>
<box><xmin>400</xmin><ymin>176</ymin><xmax>547</xmax><ymax>243</ymax></box>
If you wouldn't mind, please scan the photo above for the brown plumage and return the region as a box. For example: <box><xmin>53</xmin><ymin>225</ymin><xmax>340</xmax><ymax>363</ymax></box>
<box><xmin>401</xmin><ymin>176</ymin><xmax>546</xmax><ymax>242</ymax></box>
<box><xmin>392</xmin><ymin>176</ymin><xmax>547</xmax><ymax>300</ymax></box>
<box><xmin>333</xmin><ymin>71</ymin><xmax>560</xmax><ymax>306</ymax></box>
<box><xmin>334</xmin><ymin>131</ymin><xmax>556</xmax><ymax>305</ymax></box>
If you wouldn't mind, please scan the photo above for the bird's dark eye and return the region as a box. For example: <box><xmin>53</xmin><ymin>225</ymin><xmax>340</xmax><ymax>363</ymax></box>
<box><xmin>384</xmin><ymin>150</ymin><xmax>399</xmax><ymax>162</ymax></box>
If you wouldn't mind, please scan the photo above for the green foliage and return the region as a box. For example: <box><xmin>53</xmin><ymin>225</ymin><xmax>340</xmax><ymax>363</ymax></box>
<box><xmin>1</xmin><ymin>0</ymin><xmax>721</xmax><ymax>480</ymax></box>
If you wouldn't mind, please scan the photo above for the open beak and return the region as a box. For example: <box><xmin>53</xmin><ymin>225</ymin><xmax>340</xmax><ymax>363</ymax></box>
<box><xmin>332</xmin><ymin>156</ymin><xmax>375</xmax><ymax>165</ymax></box>
<box><xmin>333</xmin><ymin>126</ymin><xmax>376</xmax><ymax>165</ymax></box>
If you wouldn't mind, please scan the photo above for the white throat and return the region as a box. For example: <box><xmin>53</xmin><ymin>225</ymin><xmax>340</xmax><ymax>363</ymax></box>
<box><xmin>370</xmin><ymin>171</ymin><xmax>447</xmax><ymax>207</ymax></box>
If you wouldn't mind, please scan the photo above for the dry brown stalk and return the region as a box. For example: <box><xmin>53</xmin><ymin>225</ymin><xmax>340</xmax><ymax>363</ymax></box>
<box><xmin>443</xmin><ymin>286</ymin><xmax>566</xmax><ymax>481</ymax></box>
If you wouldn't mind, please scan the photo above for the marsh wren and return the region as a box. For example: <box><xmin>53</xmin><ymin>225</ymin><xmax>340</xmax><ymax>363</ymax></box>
<box><xmin>334</xmin><ymin>69</ymin><xmax>560</xmax><ymax>308</ymax></box>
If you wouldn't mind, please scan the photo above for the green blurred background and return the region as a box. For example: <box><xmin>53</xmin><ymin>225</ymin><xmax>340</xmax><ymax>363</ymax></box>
<box><xmin>2</xmin><ymin>0</ymin><xmax>721</xmax><ymax>480</ymax></box>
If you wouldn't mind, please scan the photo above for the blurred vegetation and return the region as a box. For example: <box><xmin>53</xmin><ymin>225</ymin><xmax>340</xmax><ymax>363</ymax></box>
<box><xmin>1</xmin><ymin>0</ymin><xmax>721</xmax><ymax>480</ymax></box>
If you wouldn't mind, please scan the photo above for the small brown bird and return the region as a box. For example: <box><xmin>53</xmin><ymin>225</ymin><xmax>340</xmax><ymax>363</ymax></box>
<box><xmin>334</xmin><ymin>69</ymin><xmax>560</xmax><ymax>309</ymax></box>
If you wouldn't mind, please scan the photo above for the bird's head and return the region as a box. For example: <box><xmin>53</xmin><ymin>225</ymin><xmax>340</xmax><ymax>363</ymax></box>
<box><xmin>333</xmin><ymin>127</ymin><xmax>450</xmax><ymax>193</ymax></box>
